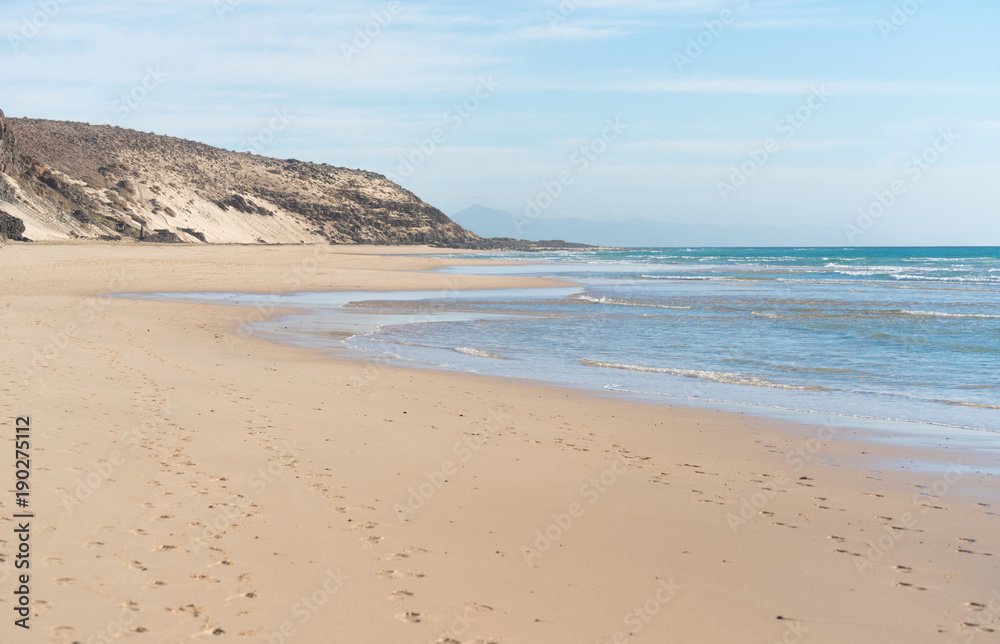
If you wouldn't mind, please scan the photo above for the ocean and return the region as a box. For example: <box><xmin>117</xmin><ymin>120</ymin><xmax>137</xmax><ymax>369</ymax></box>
<box><xmin>146</xmin><ymin>247</ymin><xmax>1000</xmax><ymax>436</ymax></box>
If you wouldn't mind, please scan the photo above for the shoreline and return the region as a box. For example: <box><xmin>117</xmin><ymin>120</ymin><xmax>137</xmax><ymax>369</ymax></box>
<box><xmin>140</xmin><ymin>270</ymin><xmax>998</xmax><ymax>451</ymax></box>
<box><xmin>3</xmin><ymin>243</ymin><xmax>998</xmax><ymax>642</ymax></box>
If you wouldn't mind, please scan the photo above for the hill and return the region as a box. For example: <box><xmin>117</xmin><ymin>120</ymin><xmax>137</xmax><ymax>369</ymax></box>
<box><xmin>0</xmin><ymin>109</ymin><xmax>479</xmax><ymax>245</ymax></box>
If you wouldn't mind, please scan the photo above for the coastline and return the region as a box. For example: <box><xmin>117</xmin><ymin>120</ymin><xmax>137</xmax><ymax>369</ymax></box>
<box><xmin>2</xmin><ymin>243</ymin><xmax>998</xmax><ymax>643</ymax></box>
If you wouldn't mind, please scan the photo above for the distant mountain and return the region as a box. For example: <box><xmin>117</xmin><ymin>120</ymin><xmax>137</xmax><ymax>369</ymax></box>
<box><xmin>451</xmin><ymin>204</ymin><xmax>897</xmax><ymax>247</ymax></box>
<box><xmin>0</xmin><ymin>108</ymin><xmax>479</xmax><ymax>245</ymax></box>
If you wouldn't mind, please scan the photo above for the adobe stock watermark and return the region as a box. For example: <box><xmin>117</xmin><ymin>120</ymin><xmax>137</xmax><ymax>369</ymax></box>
<box><xmin>775</xmin><ymin>618</ymin><xmax>810</xmax><ymax>644</ymax></box>
<box><xmin>717</xmin><ymin>85</ymin><xmax>832</xmax><ymax>202</ymax></box>
<box><xmin>394</xmin><ymin>408</ymin><xmax>509</xmax><ymax>521</ymax></box>
<box><xmin>854</xmin><ymin>458</ymin><xmax>966</xmax><ymax>575</ymax></box>
<box><xmin>98</xmin><ymin>66</ymin><xmax>168</xmax><ymax>125</ymax></box>
<box><xmin>236</xmin><ymin>107</ymin><xmax>294</xmax><ymax>155</ymax></box>
<box><xmin>394</xmin><ymin>75</ymin><xmax>501</xmax><ymax>179</ymax></box>
<box><xmin>59</xmin><ymin>401</ymin><xmax>180</xmax><ymax>514</ymax></box>
<box><xmin>514</xmin><ymin>117</ymin><xmax>627</xmax><ymax>234</ymax></box>
<box><xmin>80</xmin><ymin>603</ymin><xmax>143</xmax><ymax>644</ymax></box>
<box><xmin>546</xmin><ymin>0</ymin><xmax>583</xmax><ymax>28</ymax></box>
<box><xmin>349</xmin><ymin>278</ymin><xmax>466</xmax><ymax>391</ymax></box>
<box><xmin>188</xmin><ymin>439</ymin><xmax>303</xmax><ymax>556</ymax></box>
<box><xmin>879</xmin><ymin>0</ymin><xmax>930</xmax><ymax>41</ymax></box>
<box><xmin>263</xmin><ymin>568</ymin><xmax>349</xmax><ymax>644</ymax></box>
<box><xmin>949</xmin><ymin>589</ymin><xmax>1000</xmax><ymax>644</ymax></box>
<box><xmin>727</xmin><ymin>419</ymin><xmax>839</xmax><ymax>534</ymax></box>
<box><xmin>7</xmin><ymin>0</ymin><xmax>71</xmax><ymax>54</ymax></box>
<box><xmin>223</xmin><ymin>245</ymin><xmax>339</xmax><ymax>353</ymax></box>
<box><xmin>341</xmin><ymin>1</ymin><xmax>403</xmax><ymax>61</ymax></box>
<box><xmin>844</xmin><ymin>126</ymin><xmax>958</xmax><ymax>244</ymax></box>
<box><xmin>18</xmin><ymin>269</ymin><xmax>132</xmax><ymax>386</ymax></box>
<box><xmin>214</xmin><ymin>0</ymin><xmax>243</xmax><ymax>21</ymax></box>
<box><xmin>521</xmin><ymin>454</ymin><xmax>629</xmax><ymax>565</ymax></box>
<box><xmin>598</xmin><ymin>578</ymin><xmax>681</xmax><ymax>644</ymax></box>
<box><xmin>347</xmin><ymin>355</ymin><xmax>393</xmax><ymax>390</ymax></box>
<box><xmin>674</xmin><ymin>0</ymin><xmax>752</xmax><ymax>72</ymax></box>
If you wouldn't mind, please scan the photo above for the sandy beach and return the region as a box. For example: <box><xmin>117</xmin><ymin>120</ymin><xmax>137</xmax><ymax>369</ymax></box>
<box><xmin>2</xmin><ymin>243</ymin><xmax>998</xmax><ymax>644</ymax></box>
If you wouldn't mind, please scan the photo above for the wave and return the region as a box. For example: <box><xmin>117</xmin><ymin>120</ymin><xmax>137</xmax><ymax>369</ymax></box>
<box><xmin>569</xmin><ymin>294</ymin><xmax>692</xmax><ymax>310</ymax></box>
<box><xmin>935</xmin><ymin>399</ymin><xmax>1000</xmax><ymax>410</ymax></box>
<box><xmin>453</xmin><ymin>347</ymin><xmax>510</xmax><ymax>359</ymax></box>
<box><xmin>751</xmin><ymin>311</ymin><xmax>779</xmax><ymax>319</ymax></box>
<box><xmin>599</xmin><ymin>385</ymin><xmax>1000</xmax><ymax>434</ymax></box>
<box><xmin>901</xmin><ymin>310</ymin><xmax>1000</xmax><ymax>320</ymax></box>
<box><xmin>580</xmin><ymin>359</ymin><xmax>828</xmax><ymax>391</ymax></box>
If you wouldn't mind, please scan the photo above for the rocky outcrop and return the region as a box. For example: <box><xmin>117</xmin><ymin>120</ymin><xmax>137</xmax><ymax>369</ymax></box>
<box><xmin>0</xmin><ymin>112</ymin><xmax>482</xmax><ymax>246</ymax></box>
<box><xmin>0</xmin><ymin>210</ymin><xmax>26</xmax><ymax>239</ymax></box>
<box><xmin>0</xmin><ymin>109</ymin><xmax>22</xmax><ymax>178</ymax></box>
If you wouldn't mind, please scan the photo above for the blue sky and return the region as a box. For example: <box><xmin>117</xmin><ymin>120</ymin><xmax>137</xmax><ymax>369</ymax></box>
<box><xmin>3</xmin><ymin>0</ymin><xmax>998</xmax><ymax>244</ymax></box>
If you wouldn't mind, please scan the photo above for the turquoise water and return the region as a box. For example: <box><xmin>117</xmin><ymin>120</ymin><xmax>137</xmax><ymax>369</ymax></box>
<box><xmin>133</xmin><ymin>247</ymin><xmax>1000</xmax><ymax>436</ymax></box>
<box><xmin>337</xmin><ymin>247</ymin><xmax>1000</xmax><ymax>433</ymax></box>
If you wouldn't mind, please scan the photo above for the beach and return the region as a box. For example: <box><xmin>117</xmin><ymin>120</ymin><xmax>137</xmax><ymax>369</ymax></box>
<box><xmin>2</xmin><ymin>243</ymin><xmax>997</xmax><ymax>643</ymax></box>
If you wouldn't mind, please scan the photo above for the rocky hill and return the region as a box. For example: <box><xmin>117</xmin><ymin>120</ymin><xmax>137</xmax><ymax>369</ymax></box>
<box><xmin>0</xmin><ymin>109</ymin><xmax>481</xmax><ymax>245</ymax></box>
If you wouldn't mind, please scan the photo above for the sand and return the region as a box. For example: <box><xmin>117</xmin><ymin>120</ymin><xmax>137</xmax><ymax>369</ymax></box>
<box><xmin>1</xmin><ymin>242</ymin><xmax>997</xmax><ymax>644</ymax></box>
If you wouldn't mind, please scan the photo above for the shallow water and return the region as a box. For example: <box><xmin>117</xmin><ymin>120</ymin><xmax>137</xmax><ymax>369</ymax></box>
<box><xmin>130</xmin><ymin>247</ymin><xmax>1000</xmax><ymax>441</ymax></box>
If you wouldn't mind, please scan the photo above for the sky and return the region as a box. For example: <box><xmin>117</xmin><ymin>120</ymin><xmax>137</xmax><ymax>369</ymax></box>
<box><xmin>2</xmin><ymin>0</ymin><xmax>999</xmax><ymax>245</ymax></box>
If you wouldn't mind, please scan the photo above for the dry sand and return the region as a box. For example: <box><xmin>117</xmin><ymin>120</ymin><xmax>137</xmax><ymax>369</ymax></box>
<box><xmin>1</xmin><ymin>243</ymin><xmax>997</xmax><ymax>643</ymax></box>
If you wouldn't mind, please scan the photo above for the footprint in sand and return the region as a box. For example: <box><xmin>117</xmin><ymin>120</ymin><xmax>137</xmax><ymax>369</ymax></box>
<box><xmin>833</xmin><ymin>549</ymin><xmax>862</xmax><ymax>557</ymax></box>
<box><xmin>128</xmin><ymin>561</ymin><xmax>149</xmax><ymax>571</ymax></box>
<box><xmin>387</xmin><ymin>547</ymin><xmax>427</xmax><ymax>560</ymax></box>
<box><xmin>391</xmin><ymin>590</ymin><xmax>414</xmax><ymax>599</ymax></box>
<box><xmin>345</xmin><ymin>521</ymin><xmax>380</xmax><ymax>531</ymax></box>
<box><xmin>190</xmin><ymin>574</ymin><xmax>221</xmax><ymax>585</ymax></box>
<box><xmin>167</xmin><ymin>604</ymin><xmax>205</xmax><ymax>619</ymax></box>
<box><xmin>467</xmin><ymin>603</ymin><xmax>493</xmax><ymax>612</ymax></box>
<box><xmin>41</xmin><ymin>557</ymin><xmax>63</xmax><ymax>566</ymax></box>
<box><xmin>956</xmin><ymin>547</ymin><xmax>993</xmax><ymax>556</ymax></box>
<box><xmin>374</xmin><ymin>570</ymin><xmax>399</xmax><ymax>578</ymax></box>
<box><xmin>895</xmin><ymin>581</ymin><xmax>927</xmax><ymax>591</ymax></box>
<box><xmin>396</xmin><ymin>611</ymin><xmax>422</xmax><ymax>623</ymax></box>
<box><xmin>53</xmin><ymin>578</ymin><xmax>75</xmax><ymax>586</ymax></box>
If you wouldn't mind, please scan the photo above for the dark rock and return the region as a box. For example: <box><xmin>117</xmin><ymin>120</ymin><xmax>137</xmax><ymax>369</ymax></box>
<box><xmin>215</xmin><ymin>193</ymin><xmax>273</xmax><ymax>216</ymax></box>
<box><xmin>0</xmin><ymin>210</ymin><xmax>26</xmax><ymax>239</ymax></box>
<box><xmin>179</xmin><ymin>227</ymin><xmax>207</xmax><ymax>242</ymax></box>
<box><xmin>0</xmin><ymin>109</ymin><xmax>24</xmax><ymax>176</ymax></box>
<box><xmin>142</xmin><ymin>229</ymin><xmax>183</xmax><ymax>243</ymax></box>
